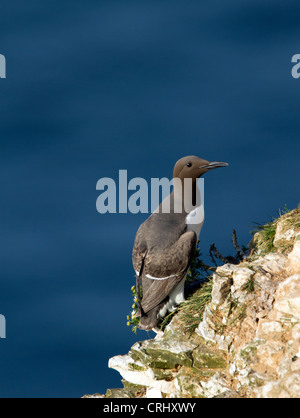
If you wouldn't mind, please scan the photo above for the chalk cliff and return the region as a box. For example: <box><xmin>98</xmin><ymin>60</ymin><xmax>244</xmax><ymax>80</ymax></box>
<box><xmin>87</xmin><ymin>208</ymin><xmax>300</xmax><ymax>398</ymax></box>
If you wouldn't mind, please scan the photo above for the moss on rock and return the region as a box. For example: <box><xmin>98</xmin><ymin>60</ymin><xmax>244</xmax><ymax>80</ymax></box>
<box><xmin>193</xmin><ymin>347</ymin><xmax>227</xmax><ymax>370</ymax></box>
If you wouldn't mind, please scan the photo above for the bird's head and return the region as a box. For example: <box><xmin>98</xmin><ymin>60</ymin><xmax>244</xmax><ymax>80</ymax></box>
<box><xmin>173</xmin><ymin>156</ymin><xmax>229</xmax><ymax>180</ymax></box>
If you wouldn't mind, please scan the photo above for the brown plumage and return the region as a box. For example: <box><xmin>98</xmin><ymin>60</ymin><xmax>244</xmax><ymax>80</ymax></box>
<box><xmin>132</xmin><ymin>156</ymin><xmax>228</xmax><ymax>331</ymax></box>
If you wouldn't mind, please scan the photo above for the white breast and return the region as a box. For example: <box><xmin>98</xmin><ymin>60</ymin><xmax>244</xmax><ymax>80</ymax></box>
<box><xmin>186</xmin><ymin>205</ymin><xmax>205</xmax><ymax>240</ymax></box>
<box><xmin>157</xmin><ymin>208</ymin><xmax>205</xmax><ymax>321</ymax></box>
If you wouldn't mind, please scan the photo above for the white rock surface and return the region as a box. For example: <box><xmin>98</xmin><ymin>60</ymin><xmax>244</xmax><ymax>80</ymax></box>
<box><xmin>108</xmin><ymin>354</ymin><xmax>176</xmax><ymax>394</ymax></box>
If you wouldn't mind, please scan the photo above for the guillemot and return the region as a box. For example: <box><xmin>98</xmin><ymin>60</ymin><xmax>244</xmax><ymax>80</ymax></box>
<box><xmin>132</xmin><ymin>156</ymin><xmax>228</xmax><ymax>331</ymax></box>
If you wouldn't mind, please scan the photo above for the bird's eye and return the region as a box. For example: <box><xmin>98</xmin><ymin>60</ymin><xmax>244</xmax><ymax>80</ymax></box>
<box><xmin>186</xmin><ymin>162</ymin><xmax>192</xmax><ymax>167</ymax></box>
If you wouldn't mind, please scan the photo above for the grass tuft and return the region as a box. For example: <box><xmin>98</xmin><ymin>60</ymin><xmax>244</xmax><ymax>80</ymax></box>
<box><xmin>175</xmin><ymin>279</ymin><xmax>213</xmax><ymax>334</ymax></box>
<box><xmin>252</xmin><ymin>220</ymin><xmax>277</xmax><ymax>254</ymax></box>
<box><xmin>251</xmin><ymin>206</ymin><xmax>300</xmax><ymax>256</ymax></box>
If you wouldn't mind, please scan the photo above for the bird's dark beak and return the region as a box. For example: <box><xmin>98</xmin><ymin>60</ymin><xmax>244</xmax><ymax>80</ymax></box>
<box><xmin>201</xmin><ymin>161</ymin><xmax>229</xmax><ymax>170</ymax></box>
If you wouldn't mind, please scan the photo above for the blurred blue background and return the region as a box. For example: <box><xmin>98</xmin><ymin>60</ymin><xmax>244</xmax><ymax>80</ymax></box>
<box><xmin>0</xmin><ymin>0</ymin><xmax>299</xmax><ymax>398</ymax></box>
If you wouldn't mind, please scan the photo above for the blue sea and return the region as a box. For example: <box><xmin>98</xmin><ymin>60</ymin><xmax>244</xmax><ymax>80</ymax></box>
<box><xmin>0</xmin><ymin>0</ymin><xmax>299</xmax><ymax>397</ymax></box>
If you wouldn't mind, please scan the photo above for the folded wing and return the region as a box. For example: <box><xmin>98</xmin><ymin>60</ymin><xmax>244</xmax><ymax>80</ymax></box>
<box><xmin>133</xmin><ymin>227</ymin><xmax>197</xmax><ymax>314</ymax></box>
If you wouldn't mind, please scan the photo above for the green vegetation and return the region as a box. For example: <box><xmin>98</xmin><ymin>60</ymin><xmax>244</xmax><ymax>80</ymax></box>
<box><xmin>126</xmin><ymin>285</ymin><xmax>141</xmax><ymax>334</ymax></box>
<box><xmin>241</xmin><ymin>275</ymin><xmax>256</xmax><ymax>293</ymax></box>
<box><xmin>251</xmin><ymin>219</ymin><xmax>277</xmax><ymax>255</ymax></box>
<box><xmin>175</xmin><ymin>279</ymin><xmax>213</xmax><ymax>334</ymax></box>
<box><xmin>284</xmin><ymin>206</ymin><xmax>300</xmax><ymax>229</ymax></box>
<box><xmin>251</xmin><ymin>206</ymin><xmax>300</xmax><ymax>256</ymax></box>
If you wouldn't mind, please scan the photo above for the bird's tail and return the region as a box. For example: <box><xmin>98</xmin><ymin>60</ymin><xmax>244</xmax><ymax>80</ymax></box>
<box><xmin>138</xmin><ymin>312</ymin><xmax>158</xmax><ymax>331</ymax></box>
<box><xmin>138</xmin><ymin>300</ymin><xmax>167</xmax><ymax>331</ymax></box>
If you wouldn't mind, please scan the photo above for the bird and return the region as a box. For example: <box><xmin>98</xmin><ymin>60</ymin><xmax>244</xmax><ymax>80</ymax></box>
<box><xmin>132</xmin><ymin>156</ymin><xmax>228</xmax><ymax>332</ymax></box>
